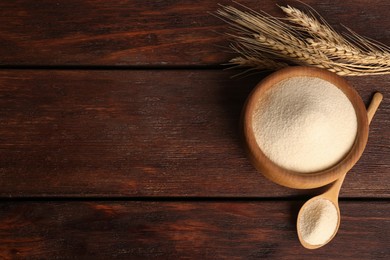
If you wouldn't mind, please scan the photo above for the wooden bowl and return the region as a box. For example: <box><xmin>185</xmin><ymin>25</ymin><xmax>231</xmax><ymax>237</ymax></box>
<box><xmin>241</xmin><ymin>66</ymin><xmax>369</xmax><ymax>189</ymax></box>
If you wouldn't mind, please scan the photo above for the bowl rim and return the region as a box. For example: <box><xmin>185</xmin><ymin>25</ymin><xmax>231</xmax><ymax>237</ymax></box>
<box><xmin>241</xmin><ymin>66</ymin><xmax>369</xmax><ymax>189</ymax></box>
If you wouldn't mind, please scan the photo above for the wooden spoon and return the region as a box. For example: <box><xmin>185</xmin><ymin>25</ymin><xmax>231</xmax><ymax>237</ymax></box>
<box><xmin>297</xmin><ymin>92</ymin><xmax>383</xmax><ymax>249</ymax></box>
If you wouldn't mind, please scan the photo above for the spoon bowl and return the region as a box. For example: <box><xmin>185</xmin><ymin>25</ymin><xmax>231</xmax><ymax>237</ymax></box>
<box><xmin>297</xmin><ymin>179</ymin><xmax>343</xmax><ymax>249</ymax></box>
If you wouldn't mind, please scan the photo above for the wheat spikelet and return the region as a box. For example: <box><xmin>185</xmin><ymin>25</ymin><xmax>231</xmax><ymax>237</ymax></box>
<box><xmin>307</xmin><ymin>38</ymin><xmax>390</xmax><ymax>66</ymax></box>
<box><xmin>280</xmin><ymin>5</ymin><xmax>343</xmax><ymax>44</ymax></box>
<box><xmin>229</xmin><ymin>56</ymin><xmax>287</xmax><ymax>71</ymax></box>
<box><xmin>214</xmin><ymin>3</ymin><xmax>390</xmax><ymax>76</ymax></box>
<box><xmin>228</xmin><ymin>44</ymin><xmax>288</xmax><ymax>70</ymax></box>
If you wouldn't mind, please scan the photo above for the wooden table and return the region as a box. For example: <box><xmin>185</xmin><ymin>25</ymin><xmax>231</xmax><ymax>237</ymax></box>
<box><xmin>1</xmin><ymin>1</ymin><xmax>389</xmax><ymax>259</ymax></box>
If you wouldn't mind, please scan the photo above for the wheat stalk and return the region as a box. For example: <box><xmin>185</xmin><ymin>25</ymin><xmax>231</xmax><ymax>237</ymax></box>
<box><xmin>214</xmin><ymin>3</ymin><xmax>390</xmax><ymax>76</ymax></box>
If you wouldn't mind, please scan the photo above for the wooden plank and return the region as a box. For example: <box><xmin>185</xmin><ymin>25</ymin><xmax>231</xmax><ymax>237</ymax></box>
<box><xmin>0</xmin><ymin>70</ymin><xmax>388</xmax><ymax>197</ymax></box>
<box><xmin>0</xmin><ymin>201</ymin><xmax>388</xmax><ymax>259</ymax></box>
<box><xmin>0</xmin><ymin>0</ymin><xmax>389</xmax><ymax>66</ymax></box>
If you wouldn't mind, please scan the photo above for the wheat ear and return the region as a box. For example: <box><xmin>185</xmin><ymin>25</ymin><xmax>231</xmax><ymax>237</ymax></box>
<box><xmin>282</xmin><ymin>5</ymin><xmax>390</xmax><ymax>67</ymax></box>
<box><xmin>215</xmin><ymin>4</ymin><xmax>390</xmax><ymax>76</ymax></box>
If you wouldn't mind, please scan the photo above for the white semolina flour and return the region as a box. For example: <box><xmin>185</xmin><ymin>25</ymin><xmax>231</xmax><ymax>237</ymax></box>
<box><xmin>298</xmin><ymin>198</ymin><xmax>339</xmax><ymax>245</ymax></box>
<box><xmin>253</xmin><ymin>76</ymin><xmax>358</xmax><ymax>173</ymax></box>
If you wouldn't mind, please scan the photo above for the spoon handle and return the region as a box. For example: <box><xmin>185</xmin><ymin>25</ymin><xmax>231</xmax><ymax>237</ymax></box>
<box><xmin>324</xmin><ymin>92</ymin><xmax>383</xmax><ymax>200</ymax></box>
<box><xmin>367</xmin><ymin>92</ymin><xmax>383</xmax><ymax>124</ymax></box>
<box><xmin>323</xmin><ymin>172</ymin><xmax>346</xmax><ymax>200</ymax></box>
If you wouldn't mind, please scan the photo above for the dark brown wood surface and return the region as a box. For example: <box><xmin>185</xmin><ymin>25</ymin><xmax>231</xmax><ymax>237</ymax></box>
<box><xmin>0</xmin><ymin>201</ymin><xmax>389</xmax><ymax>259</ymax></box>
<box><xmin>0</xmin><ymin>70</ymin><xmax>388</xmax><ymax>198</ymax></box>
<box><xmin>0</xmin><ymin>0</ymin><xmax>389</xmax><ymax>66</ymax></box>
<box><xmin>0</xmin><ymin>0</ymin><xmax>389</xmax><ymax>258</ymax></box>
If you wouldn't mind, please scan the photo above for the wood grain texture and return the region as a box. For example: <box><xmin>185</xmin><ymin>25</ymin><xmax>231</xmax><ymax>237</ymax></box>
<box><xmin>0</xmin><ymin>70</ymin><xmax>389</xmax><ymax>197</ymax></box>
<box><xmin>0</xmin><ymin>0</ymin><xmax>389</xmax><ymax>66</ymax></box>
<box><xmin>0</xmin><ymin>201</ymin><xmax>388</xmax><ymax>259</ymax></box>
<box><xmin>1</xmin><ymin>1</ymin><xmax>388</xmax><ymax>258</ymax></box>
